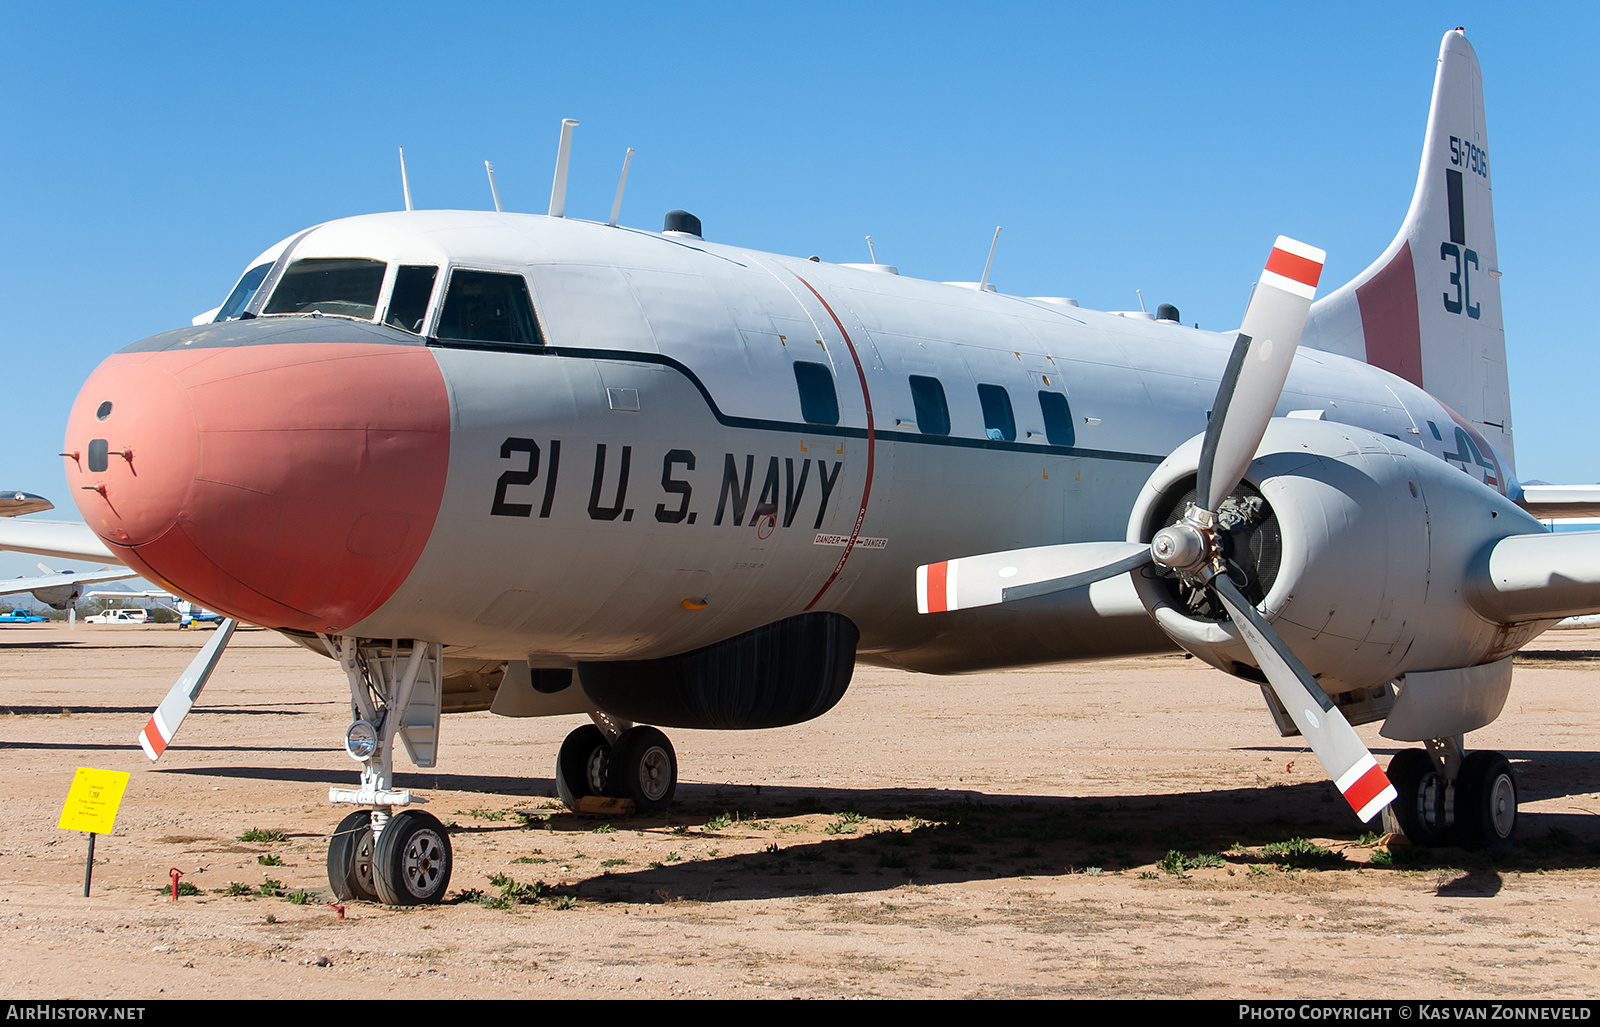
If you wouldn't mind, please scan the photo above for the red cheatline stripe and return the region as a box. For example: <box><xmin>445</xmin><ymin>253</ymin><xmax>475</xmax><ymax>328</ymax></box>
<box><xmin>926</xmin><ymin>562</ymin><xmax>950</xmax><ymax>613</ymax></box>
<box><xmin>794</xmin><ymin>273</ymin><xmax>876</xmax><ymax>612</ymax></box>
<box><xmin>142</xmin><ymin>718</ymin><xmax>167</xmax><ymax>758</ymax></box>
<box><xmin>1265</xmin><ymin>247</ymin><xmax>1324</xmax><ymax>288</ymax></box>
<box><xmin>1341</xmin><ymin>763</ymin><xmax>1391</xmax><ymax>813</ymax></box>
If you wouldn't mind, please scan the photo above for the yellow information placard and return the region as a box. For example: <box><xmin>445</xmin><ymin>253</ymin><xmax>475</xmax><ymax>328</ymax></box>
<box><xmin>58</xmin><ymin>767</ymin><xmax>131</xmax><ymax>835</ymax></box>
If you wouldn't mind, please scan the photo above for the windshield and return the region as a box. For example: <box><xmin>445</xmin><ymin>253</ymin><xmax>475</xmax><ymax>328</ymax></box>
<box><xmin>262</xmin><ymin>258</ymin><xmax>386</xmax><ymax>320</ymax></box>
<box><xmin>216</xmin><ymin>263</ymin><xmax>272</xmax><ymax>321</ymax></box>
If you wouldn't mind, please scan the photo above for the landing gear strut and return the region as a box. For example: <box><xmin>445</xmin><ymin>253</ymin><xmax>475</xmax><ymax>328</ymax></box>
<box><xmin>1385</xmin><ymin>741</ymin><xmax>1517</xmax><ymax>849</ymax></box>
<box><xmin>320</xmin><ymin>636</ymin><xmax>453</xmax><ymax>905</ymax></box>
<box><xmin>556</xmin><ymin>718</ymin><xmax>678</xmax><ymax>814</ymax></box>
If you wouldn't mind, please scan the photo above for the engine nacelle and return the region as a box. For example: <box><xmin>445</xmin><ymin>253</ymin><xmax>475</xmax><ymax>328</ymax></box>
<box><xmin>1128</xmin><ymin>419</ymin><xmax>1548</xmax><ymax>695</ymax></box>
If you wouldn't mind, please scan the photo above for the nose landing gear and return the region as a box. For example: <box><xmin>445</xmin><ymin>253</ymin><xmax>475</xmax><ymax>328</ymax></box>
<box><xmin>321</xmin><ymin>636</ymin><xmax>453</xmax><ymax>906</ymax></box>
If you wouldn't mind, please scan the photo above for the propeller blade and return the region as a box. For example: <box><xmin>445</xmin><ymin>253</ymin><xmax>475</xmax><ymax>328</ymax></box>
<box><xmin>1209</xmin><ymin>576</ymin><xmax>1394</xmax><ymax>821</ymax></box>
<box><xmin>917</xmin><ymin>542</ymin><xmax>1151</xmax><ymax>613</ymax></box>
<box><xmin>1196</xmin><ymin>236</ymin><xmax>1326</xmax><ymax>512</ymax></box>
<box><xmin>137</xmin><ymin>618</ymin><xmax>237</xmax><ymax>761</ymax></box>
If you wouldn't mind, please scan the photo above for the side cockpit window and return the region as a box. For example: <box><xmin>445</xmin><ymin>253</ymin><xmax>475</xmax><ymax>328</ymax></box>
<box><xmin>216</xmin><ymin>263</ymin><xmax>272</xmax><ymax>321</ymax></box>
<box><xmin>435</xmin><ymin>269</ymin><xmax>543</xmax><ymax>346</ymax></box>
<box><xmin>263</xmin><ymin>258</ymin><xmax>386</xmax><ymax>320</ymax></box>
<box><xmin>385</xmin><ymin>265</ymin><xmax>438</xmax><ymax>334</ymax></box>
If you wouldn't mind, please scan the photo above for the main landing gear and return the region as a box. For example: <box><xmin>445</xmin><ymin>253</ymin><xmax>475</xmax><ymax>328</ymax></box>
<box><xmin>321</xmin><ymin>636</ymin><xmax>455</xmax><ymax>905</ymax></box>
<box><xmin>556</xmin><ymin>716</ymin><xmax>678</xmax><ymax>814</ymax></box>
<box><xmin>1386</xmin><ymin>738</ymin><xmax>1517</xmax><ymax>849</ymax></box>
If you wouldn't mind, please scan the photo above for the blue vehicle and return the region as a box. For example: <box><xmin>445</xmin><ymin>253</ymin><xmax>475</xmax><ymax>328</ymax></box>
<box><xmin>0</xmin><ymin>609</ymin><xmax>48</xmax><ymax>624</ymax></box>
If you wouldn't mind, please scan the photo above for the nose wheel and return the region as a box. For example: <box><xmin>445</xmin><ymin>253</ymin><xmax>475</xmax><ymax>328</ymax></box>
<box><xmin>372</xmin><ymin>810</ymin><xmax>453</xmax><ymax>905</ymax></box>
<box><xmin>326</xmin><ymin>810</ymin><xmax>379</xmax><ymax>902</ymax></box>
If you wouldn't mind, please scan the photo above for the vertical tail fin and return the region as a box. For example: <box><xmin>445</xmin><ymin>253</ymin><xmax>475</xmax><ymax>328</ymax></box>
<box><xmin>1303</xmin><ymin>29</ymin><xmax>1512</xmax><ymax>470</ymax></box>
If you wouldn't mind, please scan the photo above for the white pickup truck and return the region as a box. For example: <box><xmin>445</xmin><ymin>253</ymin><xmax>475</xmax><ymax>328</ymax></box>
<box><xmin>84</xmin><ymin>608</ymin><xmax>149</xmax><ymax>625</ymax></box>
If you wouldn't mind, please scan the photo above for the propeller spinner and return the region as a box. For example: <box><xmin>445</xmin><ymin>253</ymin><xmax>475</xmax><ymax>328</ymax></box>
<box><xmin>915</xmin><ymin>237</ymin><xmax>1397</xmax><ymax>823</ymax></box>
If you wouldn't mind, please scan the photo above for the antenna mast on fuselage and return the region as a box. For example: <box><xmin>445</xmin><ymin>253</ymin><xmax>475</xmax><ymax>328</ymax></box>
<box><xmin>548</xmin><ymin>118</ymin><xmax>579</xmax><ymax>218</ymax></box>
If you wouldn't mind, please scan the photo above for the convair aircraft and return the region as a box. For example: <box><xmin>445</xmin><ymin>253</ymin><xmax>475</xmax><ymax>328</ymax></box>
<box><xmin>19</xmin><ymin>29</ymin><xmax>1600</xmax><ymax>904</ymax></box>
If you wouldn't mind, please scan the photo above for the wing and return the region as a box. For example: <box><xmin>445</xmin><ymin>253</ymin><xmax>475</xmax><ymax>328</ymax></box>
<box><xmin>0</xmin><ymin>519</ymin><xmax>120</xmax><ymax>563</ymax></box>
<box><xmin>0</xmin><ymin>567</ymin><xmax>138</xmax><ymax>598</ymax></box>
<box><xmin>1516</xmin><ymin>485</ymin><xmax>1600</xmax><ymax>520</ymax></box>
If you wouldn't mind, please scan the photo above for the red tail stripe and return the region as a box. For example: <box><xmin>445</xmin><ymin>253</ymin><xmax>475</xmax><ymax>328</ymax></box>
<box><xmin>926</xmin><ymin>562</ymin><xmax>950</xmax><ymax>613</ymax></box>
<box><xmin>142</xmin><ymin>718</ymin><xmax>167</xmax><ymax>758</ymax></box>
<box><xmin>1265</xmin><ymin>247</ymin><xmax>1324</xmax><ymax>288</ymax></box>
<box><xmin>1342</xmin><ymin>763</ymin><xmax>1391</xmax><ymax>813</ymax></box>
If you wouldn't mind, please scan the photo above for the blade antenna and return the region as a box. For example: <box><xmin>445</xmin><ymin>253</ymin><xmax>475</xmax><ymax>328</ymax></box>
<box><xmin>398</xmin><ymin>146</ymin><xmax>413</xmax><ymax>212</ymax></box>
<box><xmin>978</xmin><ymin>227</ymin><xmax>1002</xmax><ymax>290</ymax></box>
<box><xmin>608</xmin><ymin>147</ymin><xmax>635</xmax><ymax>227</ymax></box>
<box><xmin>485</xmin><ymin>161</ymin><xmax>503</xmax><ymax>213</ymax></box>
<box><xmin>866</xmin><ymin>235</ymin><xmax>879</xmax><ymax>264</ymax></box>
<box><xmin>548</xmin><ymin>118</ymin><xmax>579</xmax><ymax>218</ymax></box>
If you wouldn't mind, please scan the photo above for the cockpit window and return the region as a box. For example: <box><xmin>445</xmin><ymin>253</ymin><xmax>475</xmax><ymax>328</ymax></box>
<box><xmin>262</xmin><ymin>258</ymin><xmax>386</xmax><ymax>320</ymax></box>
<box><xmin>435</xmin><ymin>270</ymin><xmax>543</xmax><ymax>346</ymax></box>
<box><xmin>385</xmin><ymin>265</ymin><xmax>438</xmax><ymax>334</ymax></box>
<box><xmin>216</xmin><ymin>263</ymin><xmax>272</xmax><ymax>321</ymax></box>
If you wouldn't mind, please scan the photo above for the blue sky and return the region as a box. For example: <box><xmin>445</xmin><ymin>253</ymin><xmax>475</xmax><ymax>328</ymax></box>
<box><xmin>2</xmin><ymin>2</ymin><xmax>1595</xmax><ymax>581</ymax></box>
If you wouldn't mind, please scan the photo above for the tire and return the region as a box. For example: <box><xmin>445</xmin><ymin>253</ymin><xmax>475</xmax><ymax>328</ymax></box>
<box><xmin>609</xmin><ymin>726</ymin><xmax>677</xmax><ymax>814</ymax></box>
<box><xmin>326</xmin><ymin>809</ymin><xmax>379</xmax><ymax>902</ymax></box>
<box><xmin>1455</xmin><ymin>751</ymin><xmax>1517</xmax><ymax>850</ymax></box>
<box><xmin>372</xmin><ymin>810</ymin><xmax>452</xmax><ymax>905</ymax></box>
<box><xmin>556</xmin><ymin>724</ymin><xmax>610</xmax><ymax>810</ymax></box>
<box><xmin>1387</xmin><ymin>749</ymin><xmax>1451</xmax><ymax>847</ymax></box>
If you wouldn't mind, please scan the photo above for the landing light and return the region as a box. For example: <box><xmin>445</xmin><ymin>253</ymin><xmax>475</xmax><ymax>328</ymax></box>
<box><xmin>345</xmin><ymin>720</ymin><xmax>378</xmax><ymax>762</ymax></box>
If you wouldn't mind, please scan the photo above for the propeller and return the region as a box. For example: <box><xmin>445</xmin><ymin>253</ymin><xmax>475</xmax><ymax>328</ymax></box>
<box><xmin>916</xmin><ymin>236</ymin><xmax>1397</xmax><ymax>823</ymax></box>
<box><xmin>137</xmin><ymin>619</ymin><xmax>237</xmax><ymax>760</ymax></box>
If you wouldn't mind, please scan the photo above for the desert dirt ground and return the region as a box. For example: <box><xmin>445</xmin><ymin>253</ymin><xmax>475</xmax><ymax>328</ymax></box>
<box><xmin>2</xmin><ymin>623</ymin><xmax>1600</xmax><ymax>999</ymax></box>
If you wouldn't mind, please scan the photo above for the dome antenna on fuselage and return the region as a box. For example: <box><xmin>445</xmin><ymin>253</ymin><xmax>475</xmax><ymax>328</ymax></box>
<box><xmin>548</xmin><ymin>118</ymin><xmax>579</xmax><ymax>218</ymax></box>
<box><xmin>608</xmin><ymin>148</ymin><xmax>635</xmax><ymax>227</ymax></box>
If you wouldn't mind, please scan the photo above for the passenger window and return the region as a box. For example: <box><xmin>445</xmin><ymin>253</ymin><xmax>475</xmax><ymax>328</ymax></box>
<box><xmin>263</xmin><ymin>258</ymin><xmax>386</xmax><ymax>320</ymax></box>
<box><xmin>435</xmin><ymin>270</ymin><xmax>543</xmax><ymax>346</ymax></box>
<box><xmin>977</xmin><ymin>384</ymin><xmax>1016</xmax><ymax>441</ymax></box>
<box><xmin>1038</xmin><ymin>391</ymin><xmax>1076</xmax><ymax>446</ymax></box>
<box><xmin>793</xmin><ymin>362</ymin><xmax>840</xmax><ymax>426</ymax></box>
<box><xmin>216</xmin><ymin>263</ymin><xmax>272</xmax><ymax>321</ymax></box>
<box><xmin>385</xmin><ymin>265</ymin><xmax>438</xmax><ymax>334</ymax></box>
<box><xmin>909</xmin><ymin>375</ymin><xmax>950</xmax><ymax>436</ymax></box>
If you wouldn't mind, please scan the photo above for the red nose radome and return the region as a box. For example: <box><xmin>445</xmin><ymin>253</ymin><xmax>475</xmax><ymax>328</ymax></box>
<box><xmin>66</xmin><ymin>342</ymin><xmax>450</xmax><ymax>632</ymax></box>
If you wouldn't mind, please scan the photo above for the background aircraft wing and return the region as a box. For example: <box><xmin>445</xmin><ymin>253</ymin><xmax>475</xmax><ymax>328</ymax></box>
<box><xmin>1516</xmin><ymin>485</ymin><xmax>1600</xmax><ymax>520</ymax></box>
<box><xmin>0</xmin><ymin>519</ymin><xmax>120</xmax><ymax>563</ymax></box>
<box><xmin>0</xmin><ymin>566</ymin><xmax>137</xmax><ymax>598</ymax></box>
<box><xmin>0</xmin><ymin>491</ymin><xmax>54</xmax><ymax>518</ymax></box>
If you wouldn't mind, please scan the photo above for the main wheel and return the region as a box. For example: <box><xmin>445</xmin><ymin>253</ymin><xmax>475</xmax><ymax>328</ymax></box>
<box><xmin>326</xmin><ymin>810</ymin><xmax>379</xmax><ymax>902</ymax></box>
<box><xmin>556</xmin><ymin>723</ymin><xmax>611</xmax><ymax>809</ymax></box>
<box><xmin>1455</xmin><ymin>751</ymin><xmax>1517</xmax><ymax>850</ymax></box>
<box><xmin>1387</xmin><ymin>748</ymin><xmax>1451</xmax><ymax>847</ymax></box>
<box><xmin>609</xmin><ymin>726</ymin><xmax>677</xmax><ymax>814</ymax></box>
<box><xmin>372</xmin><ymin>810</ymin><xmax>452</xmax><ymax>905</ymax></box>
